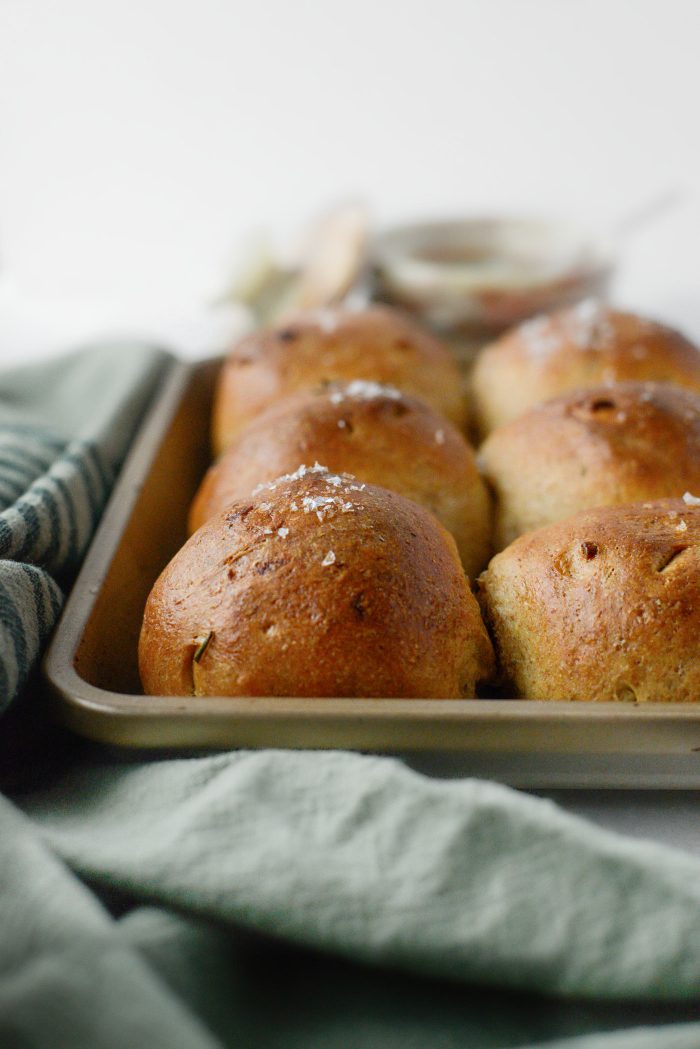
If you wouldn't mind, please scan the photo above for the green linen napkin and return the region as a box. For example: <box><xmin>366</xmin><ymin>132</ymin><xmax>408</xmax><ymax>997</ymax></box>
<box><xmin>2</xmin><ymin>344</ymin><xmax>700</xmax><ymax>1049</ymax></box>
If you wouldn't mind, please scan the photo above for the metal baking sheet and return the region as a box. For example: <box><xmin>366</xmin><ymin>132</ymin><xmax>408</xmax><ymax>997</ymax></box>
<box><xmin>43</xmin><ymin>357</ymin><xmax>700</xmax><ymax>787</ymax></box>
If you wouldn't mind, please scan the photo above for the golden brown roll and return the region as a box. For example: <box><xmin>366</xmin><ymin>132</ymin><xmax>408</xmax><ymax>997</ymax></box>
<box><xmin>472</xmin><ymin>301</ymin><xmax>700</xmax><ymax>436</ymax></box>
<box><xmin>480</xmin><ymin>382</ymin><xmax>700</xmax><ymax>550</ymax></box>
<box><xmin>477</xmin><ymin>495</ymin><xmax>700</xmax><ymax>702</ymax></box>
<box><xmin>140</xmin><ymin>466</ymin><xmax>494</xmax><ymax>698</ymax></box>
<box><xmin>191</xmin><ymin>381</ymin><xmax>491</xmax><ymax>578</ymax></box>
<box><xmin>211</xmin><ymin>305</ymin><xmax>467</xmax><ymax>453</ymax></box>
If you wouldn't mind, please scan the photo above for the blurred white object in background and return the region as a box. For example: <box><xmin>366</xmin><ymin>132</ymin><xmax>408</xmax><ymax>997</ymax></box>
<box><xmin>215</xmin><ymin>200</ymin><xmax>370</xmax><ymax>325</ymax></box>
<box><xmin>372</xmin><ymin>215</ymin><xmax>616</xmax><ymax>335</ymax></box>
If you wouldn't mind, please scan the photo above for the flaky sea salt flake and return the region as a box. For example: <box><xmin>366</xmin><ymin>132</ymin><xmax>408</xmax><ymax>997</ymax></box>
<box><xmin>520</xmin><ymin>315</ymin><xmax>560</xmax><ymax>359</ymax></box>
<box><xmin>329</xmin><ymin>379</ymin><xmax>402</xmax><ymax>404</ymax></box>
<box><xmin>315</xmin><ymin>309</ymin><xmax>340</xmax><ymax>333</ymax></box>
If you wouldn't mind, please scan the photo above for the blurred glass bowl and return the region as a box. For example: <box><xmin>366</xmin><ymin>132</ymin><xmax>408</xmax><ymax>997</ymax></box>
<box><xmin>372</xmin><ymin>216</ymin><xmax>616</xmax><ymax>337</ymax></box>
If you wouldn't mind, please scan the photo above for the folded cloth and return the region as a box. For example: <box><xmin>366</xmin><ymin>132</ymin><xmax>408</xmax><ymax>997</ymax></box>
<box><xmin>18</xmin><ymin>749</ymin><xmax>700</xmax><ymax>1001</ymax></box>
<box><xmin>2</xmin><ymin>345</ymin><xmax>700</xmax><ymax>1049</ymax></box>
<box><xmin>0</xmin><ymin>343</ymin><xmax>170</xmax><ymax>706</ymax></box>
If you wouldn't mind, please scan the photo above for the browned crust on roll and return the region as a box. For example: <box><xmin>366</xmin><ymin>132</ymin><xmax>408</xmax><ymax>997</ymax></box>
<box><xmin>211</xmin><ymin>305</ymin><xmax>467</xmax><ymax>453</ymax></box>
<box><xmin>472</xmin><ymin>302</ymin><xmax>700</xmax><ymax>437</ymax></box>
<box><xmin>477</xmin><ymin>497</ymin><xmax>700</xmax><ymax>702</ymax></box>
<box><xmin>480</xmin><ymin>382</ymin><xmax>700</xmax><ymax>550</ymax></box>
<box><xmin>141</xmin><ymin>469</ymin><xmax>495</xmax><ymax>699</ymax></box>
<box><xmin>192</xmin><ymin>382</ymin><xmax>491</xmax><ymax>578</ymax></box>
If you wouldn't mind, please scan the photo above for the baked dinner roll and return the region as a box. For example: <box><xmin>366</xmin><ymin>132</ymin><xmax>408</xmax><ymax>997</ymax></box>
<box><xmin>191</xmin><ymin>381</ymin><xmax>491</xmax><ymax>578</ymax></box>
<box><xmin>140</xmin><ymin>465</ymin><xmax>494</xmax><ymax>698</ymax></box>
<box><xmin>480</xmin><ymin>382</ymin><xmax>700</xmax><ymax>550</ymax></box>
<box><xmin>478</xmin><ymin>495</ymin><xmax>700</xmax><ymax>702</ymax></box>
<box><xmin>472</xmin><ymin>301</ymin><xmax>700</xmax><ymax>436</ymax></box>
<box><xmin>211</xmin><ymin>305</ymin><xmax>467</xmax><ymax>453</ymax></box>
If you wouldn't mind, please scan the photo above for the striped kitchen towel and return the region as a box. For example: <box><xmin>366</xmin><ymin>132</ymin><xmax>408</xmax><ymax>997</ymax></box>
<box><xmin>0</xmin><ymin>344</ymin><xmax>171</xmax><ymax>709</ymax></box>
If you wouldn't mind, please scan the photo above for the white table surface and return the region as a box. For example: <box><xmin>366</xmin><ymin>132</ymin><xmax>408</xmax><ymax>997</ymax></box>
<box><xmin>543</xmin><ymin>791</ymin><xmax>700</xmax><ymax>855</ymax></box>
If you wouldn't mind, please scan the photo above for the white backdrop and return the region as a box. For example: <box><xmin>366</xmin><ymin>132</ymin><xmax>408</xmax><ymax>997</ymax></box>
<box><xmin>1</xmin><ymin>0</ymin><xmax>699</xmax><ymax>360</ymax></box>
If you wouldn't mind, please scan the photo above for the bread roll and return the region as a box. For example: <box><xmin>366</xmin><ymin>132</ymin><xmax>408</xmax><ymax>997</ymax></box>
<box><xmin>477</xmin><ymin>495</ymin><xmax>700</xmax><ymax>701</ymax></box>
<box><xmin>472</xmin><ymin>301</ymin><xmax>700</xmax><ymax>436</ymax></box>
<box><xmin>211</xmin><ymin>305</ymin><xmax>467</xmax><ymax>453</ymax></box>
<box><xmin>141</xmin><ymin>466</ymin><xmax>494</xmax><ymax>698</ymax></box>
<box><xmin>192</xmin><ymin>381</ymin><xmax>491</xmax><ymax>578</ymax></box>
<box><xmin>480</xmin><ymin>382</ymin><xmax>700</xmax><ymax>550</ymax></box>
